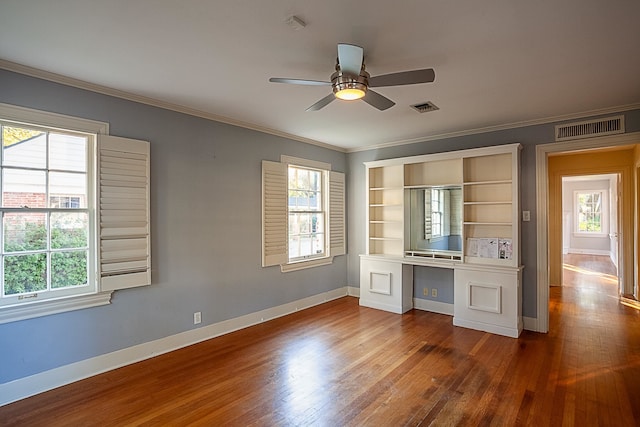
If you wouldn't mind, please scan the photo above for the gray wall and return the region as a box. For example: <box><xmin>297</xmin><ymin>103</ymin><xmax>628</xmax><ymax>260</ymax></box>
<box><xmin>347</xmin><ymin>110</ymin><xmax>640</xmax><ymax>319</ymax></box>
<box><xmin>0</xmin><ymin>70</ymin><xmax>347</xmax><ymax>384</ymax></box>
<box><xmin>1</xmin><ymin>68</ymin><xmax>640</xmax><ymax>386</ymax></box>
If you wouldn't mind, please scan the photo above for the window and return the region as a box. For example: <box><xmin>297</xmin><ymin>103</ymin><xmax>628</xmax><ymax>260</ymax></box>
<box><xmin>262</xmin><ymin>156</ymin><xmax>345</xmax><ymax>272</ymax></box>
<box><xmin>0</xmin><ymin>103</ymin><xmax>150</xmax><ymax>323</ymax></box>
<box><xmin>288</xmin><ymin>165</ymin><xmax>325</xmax><ymax>261</ymax></box>
<box><xmin>575</xmin><ymin>190</ymin><xmax>604</xmax><ymax>234</ymax></box>
<box><xmin>431</xmin><ymin>189</ymin><xmax>443</xmax><ymax>237</ymax></box>
<box><xmin>1</xmin><ymin>123</ymin><xmax>94</xmax><ymax>306</ymax></box>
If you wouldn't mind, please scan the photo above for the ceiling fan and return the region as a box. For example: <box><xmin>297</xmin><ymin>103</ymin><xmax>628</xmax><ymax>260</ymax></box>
<box><xmin>269</xmin><ymin>43</ymin><xmax>435</xmax><ymax>111</ymax></box>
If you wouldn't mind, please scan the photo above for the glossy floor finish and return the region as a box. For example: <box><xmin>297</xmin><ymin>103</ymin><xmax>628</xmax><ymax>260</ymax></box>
<box><xmin>1</xmin><ymin>261</ymin><xmax>639</xmax><ymax>426</ymax></box>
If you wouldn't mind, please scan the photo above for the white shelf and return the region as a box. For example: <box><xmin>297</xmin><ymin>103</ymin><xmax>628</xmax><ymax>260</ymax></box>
<box><xmin>370</xmin><ymin>187</ymin><xmax>402</xmax><ymax>191</ymax></box>
<box><xmin>463</xmin><ymin>179</ymin><xmax>512</xmax><ymax>186</ymax></box>
<box><xmin>369</xmin><ymin>237</ymin><xmax>403</xmax><ymax>241</ymax></box>
<box><xmin>463</xmin><ymin>201</ymin><xmax>511</xmax><ymax>205</ymax></box>
<box><xmin>464</xmin><ymin>222</ymin><xmax>512</xmax><ymax>226</ymax></box>
<box><xmin>404</xmin><ymin>183</ymin><xmax>461</xmax><ymax>189</ymax></box>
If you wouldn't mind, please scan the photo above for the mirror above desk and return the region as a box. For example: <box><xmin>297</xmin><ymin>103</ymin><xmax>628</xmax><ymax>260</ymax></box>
<box><xmin>406</xmin><ymin>186</ymin><xmax>462</xmax><ymax>260</ymax></box>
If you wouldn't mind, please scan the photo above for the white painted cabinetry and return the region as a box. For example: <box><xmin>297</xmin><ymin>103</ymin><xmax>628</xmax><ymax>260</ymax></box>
<box><xmin>359</xmin><ymin>143</ymin><xmax>523</xmax><ymax>337</ymax></box>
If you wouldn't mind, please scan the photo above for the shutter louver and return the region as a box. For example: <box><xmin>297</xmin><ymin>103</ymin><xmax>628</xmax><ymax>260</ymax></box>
<box><xmin>98</xmin><ymin>135</ymin><xmax>150</xmax><ymax>291</ymax></box>
<box><xmin>262</xmin><ymin>161</ymin><xmax>288</xmax><ymax>267</ymax></box>
<box><xmin>329</xmin><ymin>171</ymin><xmax>346</xmax><ymax>256</ymax></box>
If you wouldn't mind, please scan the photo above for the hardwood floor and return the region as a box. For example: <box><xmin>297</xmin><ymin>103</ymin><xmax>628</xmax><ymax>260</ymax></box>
<box><xmin>2</xmin><ymin>263</ymin><xmax>639</xmax><ymax>426</ymax></box>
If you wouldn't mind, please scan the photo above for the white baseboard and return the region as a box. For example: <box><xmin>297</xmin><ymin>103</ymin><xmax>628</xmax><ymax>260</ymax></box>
<box><xmin>567</xmin><ymin>248</ymin><xmax>611</xmax><ymax>256</ymax></box>
<box><xmin>412</xmin><ymin>298</ymin><xmax>454</xmax><ymax>316</ymax></box>
<box><xmin>358</xmin><ymin>298</ymin><xmax>406</xmax><ymax>314</ymax></box>
<box><xmin>347</xmin><ymin>285</ymin><xmax>360</xmax><ymax>297</ymax></box>
<box><xmin>452</xmin><ymin>317</ymin><xmax>521</xmax><ymax>338</ymax></box>
<box><xmin>0</xmin><ymin>287</ymin><xmax>349</xmax><ymax>407</ymax></box>
<box><xmin>523</xmin><ymin>316</ymin><xmax>539</xmax><ymax>332</ymax></box>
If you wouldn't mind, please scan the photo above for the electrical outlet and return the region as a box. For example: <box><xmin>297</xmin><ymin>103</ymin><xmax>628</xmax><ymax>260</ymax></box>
<box><xmin>431</xmin><ymin>288</ymin><xmax>437</xmax><ymax>298</ymax></box>
<box><xmin>193</xmin><ymin>311</ymin><xmax>202</xmax><ymax>325</ymax></box>
<box><xmin>423</xmin><ymin>287</ymin><xmax>429</xmax><ymax>296</ymax></box>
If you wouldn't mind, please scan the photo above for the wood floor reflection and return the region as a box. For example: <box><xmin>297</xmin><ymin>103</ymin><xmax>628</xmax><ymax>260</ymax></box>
<box><xmin>1</xmin><ymin>266</ymin><xmax>639</xmax><ymax>425</ymax></box>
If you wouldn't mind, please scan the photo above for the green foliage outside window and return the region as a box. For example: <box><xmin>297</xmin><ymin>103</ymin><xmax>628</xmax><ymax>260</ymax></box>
<box><xmin>3</xmin><ymin>223</ymin><xmax>87</xmax><ymax>295</ymax></box>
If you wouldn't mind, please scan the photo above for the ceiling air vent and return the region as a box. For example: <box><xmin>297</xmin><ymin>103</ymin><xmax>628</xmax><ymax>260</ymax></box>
<box><xmin>555</xmin><ymin>115</ymin><xmax>624</xmax><ymax>141</ymax></box>
<box><xmin>411</xmin><ymin>101</ymin><xmax>439</xmax><ymax>113</ymax></box>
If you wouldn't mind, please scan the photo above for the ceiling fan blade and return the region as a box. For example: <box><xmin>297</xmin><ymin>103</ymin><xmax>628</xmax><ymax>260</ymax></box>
<box><xmin>368</xmin><ymin>68</ymin><xmax>435</xmax><ymax>87</ymax></box>
<box><xmin>306</xmin><ymin>93</ymin><xmax>336</xmax><ymax>111</ymax></box>
<box><xmin>337</xmin><ymin>43</ymin><xmax>363</xmax><ymax>76</ymax></box>
<box><xmin>269</xmin><ymin>77</ymin><xmax>331</xmax><ymax>86</ymax></box>
<box><xmin>362</xmin><ymin>89</ymin><xmax>395</xmax><ymax>111</ymax></box>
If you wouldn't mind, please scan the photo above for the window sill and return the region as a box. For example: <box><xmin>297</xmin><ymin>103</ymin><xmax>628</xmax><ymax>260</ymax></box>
<box><xmin>573</xmin><ymin>232</ymin><xmax>608</xmax><ymax>238</ymax></box>
<box><xmin>281</xmin><ymin>256</ymin><xmax>334</xmax><ymax>273</ymax></box>
<box><xmin>0</xmin><ymin>291</ymin><xmax>113</xmax><ymax>324</ymax></box>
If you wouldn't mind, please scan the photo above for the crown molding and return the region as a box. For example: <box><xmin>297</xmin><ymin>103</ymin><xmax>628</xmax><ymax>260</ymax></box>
<box><xmin>346</xmin><ymin>103</ymin><xmax>640</xmax><ymax>153</ymax></box>
<box><xmin>0</xmin><ymin>59</ymin><xmax>346</xmax><ymax>153</ymax></box>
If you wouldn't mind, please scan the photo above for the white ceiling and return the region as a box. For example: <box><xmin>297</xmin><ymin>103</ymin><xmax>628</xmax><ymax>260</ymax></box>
<box><xmin>1</xmin><ymin>0</ymin><xmax>639</xmax><ymax>151</ymax></box>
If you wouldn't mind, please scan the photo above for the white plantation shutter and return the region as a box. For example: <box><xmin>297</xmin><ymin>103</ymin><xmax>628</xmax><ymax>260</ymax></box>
<box><xmin>329</xmin><ymin>171</ymin><xmax>345</xmax><ymax>256</ymax></box>
<box><xmin>443</xmin><ymin>189</ymin><xmax>451</xmax><ymax>236</ymax></box>
<box><xmin>424</xmin><ymin>188</ymin><xmax>433</xmax><ymax>239</ymax></box>
<box><xmin>98</xmin><ymin>135</ymin><xmax>151</xmax><ymax>291</ymax></box>
<box><xmin>262</xmin><ymin>160</ymin><xmax>287</xmax><ymax>267</ymax></box>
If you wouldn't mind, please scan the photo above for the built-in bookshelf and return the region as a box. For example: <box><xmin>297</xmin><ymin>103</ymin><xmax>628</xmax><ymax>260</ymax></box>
<box><xmin>367</xmin><ymin>164</ymin><xmax>404</xmax><ymax>255</ymax></box>
<box><xmin>462</xmin><ymin>152</ymin><xmax>518</xmax><ymax>267</ymax></box>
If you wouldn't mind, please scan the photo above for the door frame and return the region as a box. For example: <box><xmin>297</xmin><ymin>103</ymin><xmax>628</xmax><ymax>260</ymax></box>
<box><xmin>535</xmin><ymin>131</ymin><xmax>640</xmax><ymax>333</ymax></box>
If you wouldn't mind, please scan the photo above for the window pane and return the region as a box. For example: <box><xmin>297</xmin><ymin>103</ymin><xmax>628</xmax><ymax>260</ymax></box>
<box><xmin>2</xmin><ymin>126</ymin><xmax>46</xmax><ymax>168</ymax></box>
<box><xmin>49</xmin><ymin>133</ymin><xmax>87</xmax><ymax>172</ymax></box>
<box><xmin>49</xmin><ymin>172</ymin><xmax>87</xmax><ymax>208</ymax></box>
<box><xmin>4</xmin><ymin>212</ymin><xmax>47</xmax><ymax>252</ymax></box>
<box><xmin>51</xmin><ymin>251</ymin><xmax>87</xmax><ymax>288</ymax></box>
<box><xmin>51</xmin><ymin>212</ymin><xmax>88</xmax><ymax>249</ymax></box>
<box><xmin>287</xmin><ymin>165</ymin><xmax>326</xmax><ymax>261</ymax></box>
<box><xmin>577</xmin><ymin>192</ymin><xmax>602</xmax><ymax>232</ymax></box>
<box><xmin>4</xmin><ymin>253</ymin><xmax>47</xmax><ymax>295</ymax></box>
<box><xmin>2</xmin><ymin>169</ymin><xmax>47</xmax><ymax>208</ymax></box>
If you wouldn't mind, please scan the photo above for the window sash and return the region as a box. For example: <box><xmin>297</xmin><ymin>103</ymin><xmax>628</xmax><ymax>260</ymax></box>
<box><xmin>288</xmin><ymin>165</ymin><xmax>326</xmax><ymax>261</ymax></box>
<box><xmin>0</xmin><ymin>122</ymin><xmax>93</xmax><ymax>305</ymax></box>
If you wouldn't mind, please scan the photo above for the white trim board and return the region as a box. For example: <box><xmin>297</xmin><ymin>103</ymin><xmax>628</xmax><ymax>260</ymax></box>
<box><xmin>0</xmin><ymin>287</ymin><xmax>350</xmax><ymax>407</ymax></box>
<box><xmin>535</xmin><ymin>131</ymin><xmax>640</xmax><ymax>334</ymax></box>
<box><xmin>412</xmin><ymin>298</ymin><xmax>454</xmax><ymax>316</ymax></box>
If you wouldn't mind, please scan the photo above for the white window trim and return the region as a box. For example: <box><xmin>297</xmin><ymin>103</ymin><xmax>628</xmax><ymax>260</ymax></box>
<box><xmin>0</xmin><ymin>292</ymin><xmax>112</xmax><ymax>324</ymax></box>
<box><xmin>573</xmin><ymin>189</ymin><xmax>608</xmax><ymax>237</ymax></box>
<box><xmin>0</xmin><ymin>104</ymin><xmax>151</xmax><ymax>324</ymax></box>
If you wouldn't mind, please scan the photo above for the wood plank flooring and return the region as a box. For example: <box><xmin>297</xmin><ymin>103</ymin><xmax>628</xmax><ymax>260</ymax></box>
<box><xmin>1</xmin><ymin>260</ymin><xmax>639</xmax><ymax>426</ymax></box>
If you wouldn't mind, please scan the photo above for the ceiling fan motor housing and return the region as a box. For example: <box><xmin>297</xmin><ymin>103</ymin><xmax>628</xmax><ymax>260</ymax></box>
<box><xmin>331</xmin><ymin>69</ymin><xmax>369</xmax><ymax>100</ymax></box>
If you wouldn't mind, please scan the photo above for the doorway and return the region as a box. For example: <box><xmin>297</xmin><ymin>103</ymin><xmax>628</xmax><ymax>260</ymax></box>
<box><xmin>561</xmin><ymin>174</ymin><xmax>620</xmax><ymax>293</ymax></box>
<box><xmin>535</xmin><ymin>132</ymin><xmax>640</xmax><ymax>333</ymax></box>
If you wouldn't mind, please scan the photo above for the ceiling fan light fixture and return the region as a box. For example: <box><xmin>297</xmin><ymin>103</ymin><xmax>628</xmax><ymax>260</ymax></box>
<box><xmin>334</xmin><ymin>85</ymin><xmax>366</xmax><ymax>100</ymax></box>
<box><xmin>332</xmin><ymin>70</ymin><xmax>369</xmax><ymax>100</ymax></box>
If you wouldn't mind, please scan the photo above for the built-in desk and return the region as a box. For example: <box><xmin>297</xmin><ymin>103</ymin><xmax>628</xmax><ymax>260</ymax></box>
<box><xmin>359</xmin><ymin>255</ymin><xmax>523</xmax><ymax>338</ymax></box>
